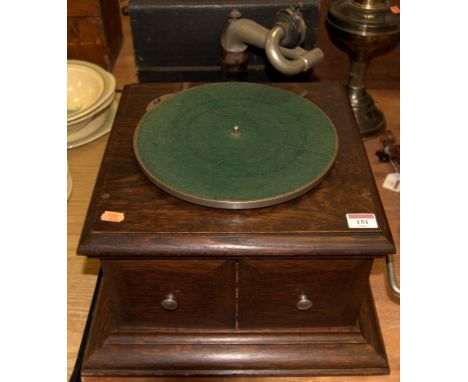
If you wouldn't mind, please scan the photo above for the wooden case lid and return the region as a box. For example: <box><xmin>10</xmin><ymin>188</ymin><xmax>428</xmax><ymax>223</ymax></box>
<box><xmin>78</xmin><ymin>82</ymin><xmax>395</xmax><ymax>258</ymax></box>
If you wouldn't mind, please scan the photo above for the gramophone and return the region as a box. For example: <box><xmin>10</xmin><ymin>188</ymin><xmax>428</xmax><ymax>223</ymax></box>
<box><xmin>72</xmin><ymin>2</ymin><xmax>400</xmax><ymax>380</ymax></box>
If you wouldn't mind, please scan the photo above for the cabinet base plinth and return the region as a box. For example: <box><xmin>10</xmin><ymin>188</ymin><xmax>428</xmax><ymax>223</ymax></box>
<box><xmin>80</xmin><ymin>276</ymin><xmax>389</xmax><ymax>379</ymax></box>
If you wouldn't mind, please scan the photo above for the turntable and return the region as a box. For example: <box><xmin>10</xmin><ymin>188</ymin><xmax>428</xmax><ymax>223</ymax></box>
<box><xmin>77</xmin><ymin>81</ymin><xmax>395</xmax><ymax>379</ymax></box>
<box><xmin>134</xmin><ymin>83</ymin><xmax>338</xmax><ymax>209</ymax></box>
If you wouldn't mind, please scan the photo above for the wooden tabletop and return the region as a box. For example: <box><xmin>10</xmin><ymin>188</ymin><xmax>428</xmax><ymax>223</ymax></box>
<box><xmin>67</xmin><ymin>11</ymin><xmax>400</xmax><ymax>382</ymax></box>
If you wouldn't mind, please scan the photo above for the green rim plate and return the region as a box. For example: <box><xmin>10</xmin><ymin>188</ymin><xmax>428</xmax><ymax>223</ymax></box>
<box><xmin>134</xmin><ymin>83</ymin><xmax>338</xmax><ymax>209</ymax></box>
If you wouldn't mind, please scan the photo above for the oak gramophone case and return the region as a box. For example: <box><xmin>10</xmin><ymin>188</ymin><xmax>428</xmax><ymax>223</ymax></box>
<box><xmin>77</xmin><ymin>81</ymin><xmax>394</xmax><ymax>379</ymax></box>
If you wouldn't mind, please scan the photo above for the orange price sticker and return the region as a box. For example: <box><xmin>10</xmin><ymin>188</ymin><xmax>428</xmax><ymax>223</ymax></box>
<box><xmin>100</xmin><ymin>210</ymin><xmax>125</xmax><ymax>223</ymax></box>
<box><xmin>390</xmin><ymin>5</ymin><xmax>400</xmax><ymax>14</ymax></box>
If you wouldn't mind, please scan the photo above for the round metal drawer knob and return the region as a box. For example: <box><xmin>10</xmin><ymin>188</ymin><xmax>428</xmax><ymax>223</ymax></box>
<box><xmin>296</xmin><ymin>294</ymin><xmax>313</xmax><ymax>311</ymax></box>
<box><xmin>161</xmin><ymin>293</ymin><xmax>178</xmax><ymax>311</ymax></box>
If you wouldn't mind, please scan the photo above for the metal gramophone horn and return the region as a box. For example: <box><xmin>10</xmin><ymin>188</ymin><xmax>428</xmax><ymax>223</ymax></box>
<box><xmin>326</xmin><ymin>0</ymin><xmax>400</xmax><ymax>137</ymax></box>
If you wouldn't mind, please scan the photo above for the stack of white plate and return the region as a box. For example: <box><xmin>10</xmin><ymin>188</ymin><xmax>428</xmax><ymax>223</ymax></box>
<box><xmin>67</xmin><ymin>60</ymin><xmax>117</xmax><ymax>149</ymax></box>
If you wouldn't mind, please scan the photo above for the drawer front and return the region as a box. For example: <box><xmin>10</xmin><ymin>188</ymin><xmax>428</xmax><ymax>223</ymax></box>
<box><xmin>238</xmin><ymin>259</ymin><xmax>372</xmax><ymax>329</ymax></box>
<box><xmin>102</xmin><ymin>259</ymin><xmax>236</xmax><ymax>329</ymax></box>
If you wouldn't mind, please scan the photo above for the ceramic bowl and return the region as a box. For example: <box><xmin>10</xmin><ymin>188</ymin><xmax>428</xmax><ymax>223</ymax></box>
<box><xmin>67</xmin><ymin>64</ymin><xmax>105</xmax><ymax>119</ymax></box>
<box><xmin>68</xmin><ymin>100</ymin><xmax>118</xmax><ymax>149</ymax></box>
<box><xmin>67</xmin><ymin>60</ymin><xmax>116</xmax><ymax>123</ymax></box>
<box><xmin>67</xmin><ymin>90</ymin><xmax>115</xmax><ymax>135</ymax></box>
<box><xmin>67</xmin><ymin>98</ymin><xmax>114</xmax><ymax>136</ymax></box>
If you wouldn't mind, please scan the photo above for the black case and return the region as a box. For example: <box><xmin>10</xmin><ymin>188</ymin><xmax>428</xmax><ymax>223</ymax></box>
<box><xmin>128</xmin><ymin>0</ymin><xmax>321</xmax><ymax>82</ymax></box>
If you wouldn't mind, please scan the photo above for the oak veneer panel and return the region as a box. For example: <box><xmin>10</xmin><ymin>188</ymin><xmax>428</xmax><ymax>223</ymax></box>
<box><xmin>239</xmin><ymin>259</ymin><xmax>372</xmax><ymax>328</ymax></box>
<box><xmin>83</xmin><ymin>272</ymin><xmax>118</xmax><ymax>369</ymax></box>
<box><xmin>101</xmin><ymin>259</ymin><xmax>236</xmax><ymax>328</ymax></box>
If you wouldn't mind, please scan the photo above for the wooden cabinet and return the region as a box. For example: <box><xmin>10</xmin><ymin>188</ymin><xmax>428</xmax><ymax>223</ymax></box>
<box><xmin>77</xmin><ymin>82</ymin><xmax>395</xmax><ymax>379</ymax></box>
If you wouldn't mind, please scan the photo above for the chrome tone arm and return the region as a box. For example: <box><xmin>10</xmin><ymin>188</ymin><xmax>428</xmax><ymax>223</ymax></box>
<box><xmin>265</xmin><ymin>25</ymin><xmax>324</xmax><ymax>75</ymax></box>
<box><xmin>221</xmin><ymin>11</ymin><xmax>323</xmax><ymax>76</ymax></box>
<box><xmin>221</xmin><ymin>18</ymin><xmax>269</xmax><ymax>53</ymax></box>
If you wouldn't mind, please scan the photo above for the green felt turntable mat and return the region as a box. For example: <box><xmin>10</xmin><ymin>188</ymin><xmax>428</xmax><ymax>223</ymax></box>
<box><xmin>134</xmin><ymin>83</ymin><xmax>338</xmax><ymax>209</ymax></box>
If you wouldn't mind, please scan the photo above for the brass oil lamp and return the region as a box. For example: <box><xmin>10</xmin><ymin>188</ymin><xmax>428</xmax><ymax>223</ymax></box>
<box><xmin>326</xmin><ymin>0</ymin><xmax>400</xmax><ymax>137</ymax></box>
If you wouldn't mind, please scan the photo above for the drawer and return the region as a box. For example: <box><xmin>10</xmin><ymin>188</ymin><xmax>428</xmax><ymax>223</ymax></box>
<box><xmin>238</xmin><ymin>259</ymin><xmax>372</xmax><ymax>329</ymax></box>
<box><xmin>102</xmin><ymin>259</ymin><xmax>236</xmax><ymax>329</ymax></box>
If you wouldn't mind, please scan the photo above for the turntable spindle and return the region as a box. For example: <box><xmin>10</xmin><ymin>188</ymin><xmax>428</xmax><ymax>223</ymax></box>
<box><xmin>231</xmin><ymin>125</ymin><xmax>241</xmax><ymax>137</ymax></box>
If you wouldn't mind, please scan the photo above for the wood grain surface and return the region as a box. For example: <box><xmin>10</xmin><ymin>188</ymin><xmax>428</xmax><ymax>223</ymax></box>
<box><xmin>80</xmin><ymin>275</ymin><xmax>389</xmax><ymax>378</ymax></box>
<box><xmin>68</xmin><ymin>5</ymin><xmax>399</xmax><ymax>381</ymax></box>
<box><xmin>102</xmin><ymin>259</ymin><xmax>236</xmax><ymax>328</ymax></box>
<box><xmin>77</xmin><ymin>81</ymin><xmax>394</xmax><ymax>259</ymax></box>
<box><xmin>238</xmin><ymin>259</ymin><xmax>372</xmax><ymax>329</ymax></box>
<box><xmin>67</xmin><ymin>0</ymin><xmax>123</xmax><ymax>71</ymax></box>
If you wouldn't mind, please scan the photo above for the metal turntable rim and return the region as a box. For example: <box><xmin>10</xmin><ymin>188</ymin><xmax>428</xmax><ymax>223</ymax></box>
<box><xmin>133</xmin><ymin>82</ymin><xmax>338</xmax><ymax>209</ymax></box>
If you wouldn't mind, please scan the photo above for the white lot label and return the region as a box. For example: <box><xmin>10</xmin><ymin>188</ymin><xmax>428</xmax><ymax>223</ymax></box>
<box><xmin>383</xmin><ymin>173</ymin><xmax>400</xmax><ymax>192</ymax></box>
<box><xmin>346</xmin><ymin>213</ymin><xmax>378</xmax><ymax>228</ymax></box>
